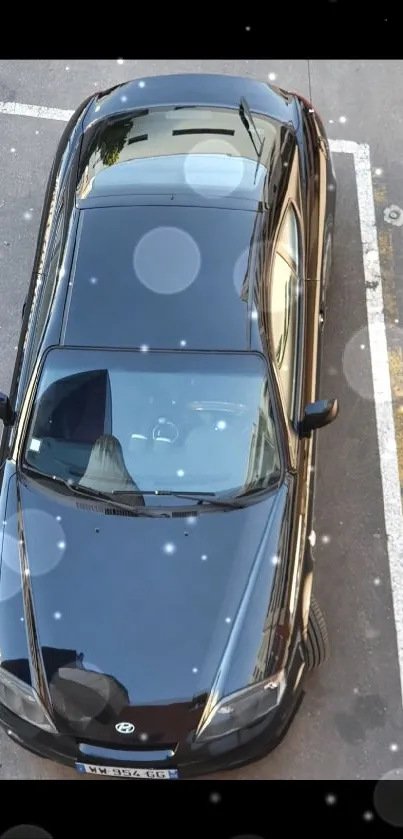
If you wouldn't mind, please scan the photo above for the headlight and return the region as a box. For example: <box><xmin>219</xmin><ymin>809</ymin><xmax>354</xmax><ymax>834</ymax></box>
<box><xmin>196</xmin><ymin>670</ymin><xmax>286</xmax><ymax>743</ymax></box>
<box><xmin>0</xmin><ymin>667</ymin><xmax>57</xmax><ymax>733</ymax></box>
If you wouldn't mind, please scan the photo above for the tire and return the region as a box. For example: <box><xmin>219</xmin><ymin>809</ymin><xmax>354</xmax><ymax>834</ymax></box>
<box><xmin>306</xmin><ymin>594</ymin><xmax>330</xmax><ymax>670</ymax></box>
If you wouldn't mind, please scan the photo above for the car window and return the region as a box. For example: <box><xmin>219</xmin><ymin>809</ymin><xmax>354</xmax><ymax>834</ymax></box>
<box><xmin>278</xmin><ymin>205</ymin><xmax>299</xmax><ymax>269</ymax></box>
<box><xmin>22</xmin><ymin>348</ymin><xmax>282</xmax><ymax>500</ymax></box>
<box><xmin>270</xmin><ymin>206</ymin><xmax>301</xmax><ymax>418</ymax></box>
<box><xmin>76</xmin><ymin>106</ymin><xmax>281</xmax><ymax>204</ymax></box>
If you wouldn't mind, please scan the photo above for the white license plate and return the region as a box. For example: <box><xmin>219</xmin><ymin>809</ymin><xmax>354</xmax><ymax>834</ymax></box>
<box><xmin>76</xmin><ymin>762</ymin><xmax>179</xmax><ymax>779</ymax></box>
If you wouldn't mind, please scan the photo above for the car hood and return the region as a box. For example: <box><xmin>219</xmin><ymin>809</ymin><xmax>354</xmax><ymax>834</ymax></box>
<box><xmin>0</xmin><ymin>472</ymin><xmax>289</xmax><ymax>744</ymax></box>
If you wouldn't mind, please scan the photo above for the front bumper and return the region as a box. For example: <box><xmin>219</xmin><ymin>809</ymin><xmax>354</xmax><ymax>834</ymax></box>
<box><xmin>0</xmin><ymin>646</ymin><xmax>306</xmax><ymax>778</ymax></box>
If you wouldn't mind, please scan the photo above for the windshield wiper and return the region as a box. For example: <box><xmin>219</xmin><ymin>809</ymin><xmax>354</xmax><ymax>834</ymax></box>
<box><xmin>21</xmin><ymin>467</ymin><xmax>159</xmax><ymax>515</ymax></box>
<box><xmin>137</xmin><ymin>491</ymin><xmax>245</xmax><ymax>509</ymax></box>
<box><xmin>61</xmin><ymin>482</ymin><xmax>150</xmax><ymax>513</ymax></box>
<box><xmin>238</xmin><ymin>97</ymin><xmax>266</xmax><ymax>183</ymax></box>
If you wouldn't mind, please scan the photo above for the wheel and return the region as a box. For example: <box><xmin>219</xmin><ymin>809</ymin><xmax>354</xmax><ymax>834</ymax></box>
<box><xmin>306</xmin><ymin>594</ymin><xmax>330</xmax><ymax>670</ymax></box>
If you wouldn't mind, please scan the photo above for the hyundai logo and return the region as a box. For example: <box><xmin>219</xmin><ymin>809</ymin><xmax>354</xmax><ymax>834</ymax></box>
<box><xmin>115</xmin><ymin>722</ymin><xmax>135</xmax><ymax>734</ymax></box>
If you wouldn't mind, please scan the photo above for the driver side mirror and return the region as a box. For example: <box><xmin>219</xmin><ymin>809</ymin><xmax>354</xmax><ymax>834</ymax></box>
<box><xmin>299</xmin><ymin>398</ymin><xmax>339</xmax><ymax>438</ymax></box>
<box><xmin>0</xmin><ymin>392</ymin><xmax>15</xmax><ymax>426</ymax></box>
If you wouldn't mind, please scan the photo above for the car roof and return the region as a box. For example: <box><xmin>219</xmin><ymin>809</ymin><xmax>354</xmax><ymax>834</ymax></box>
<box><xmin>55</xmin><ymin>75</ymin><xmax>299</xmax><ymax>356</ymax></box>
<box><xmin>61</xmin><ymin>203</ymin><xmax>265</xmax><ymax>352</ymax></box>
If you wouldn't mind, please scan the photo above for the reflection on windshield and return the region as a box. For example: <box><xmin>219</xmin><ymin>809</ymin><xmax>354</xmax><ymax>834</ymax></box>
<box><xmin>22</xmin><ymin>349</ymin><xmax>281</xmax><ymax>500</ymax></box>
<box><xmin>78</xmin><ymin>434</ymin><xmax>142</xmax><ymax>492</ymax></box>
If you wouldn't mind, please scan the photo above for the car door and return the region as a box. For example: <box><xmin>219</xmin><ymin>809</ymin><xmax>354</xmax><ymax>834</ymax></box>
<box><xmin>268</xmin><ymin>193</ymin><xmax>314</xmax><ymax>629</ymax></box>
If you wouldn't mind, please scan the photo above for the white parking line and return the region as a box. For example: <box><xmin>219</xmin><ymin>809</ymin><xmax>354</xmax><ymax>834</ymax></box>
<box><xmin>329</xmin><ymin>139</ymin><xmax>359</xmax><ymax>155</ymax></box>
<box><xmin>332</xmin><ymin>139</ymin><xmax>403</xmax><ymax>703</ymax></box>
<box><xmin>0</xmin><ymin>101</ymin><xmax>74</xmax><ymax>121</ymax></box>
<box><xmin>0</xmin><ymin>102</ymin><xmax>402</xmax><ymax>701</ymax></box>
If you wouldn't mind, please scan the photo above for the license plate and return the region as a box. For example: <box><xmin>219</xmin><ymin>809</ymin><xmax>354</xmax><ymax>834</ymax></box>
<box><xmin>76</xmin><ymin>762</ymin><xmax>179</xmax><ymax>779</ymax></box>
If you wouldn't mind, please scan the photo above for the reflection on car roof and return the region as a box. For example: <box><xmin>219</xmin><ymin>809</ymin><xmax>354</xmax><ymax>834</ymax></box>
<box><xmin>78</xmin><ymin>155</ymin><xmax>268</xmax><ymax>204</ymax></box>
<box><xmin>63</xmin><ymin>204</ymin><xmax>263</xmax><ymax>352</ymax></box>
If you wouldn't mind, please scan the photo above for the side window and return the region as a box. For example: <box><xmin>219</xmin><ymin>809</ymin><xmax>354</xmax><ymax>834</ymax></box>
<box><xmin>270</xmin><ymin>205</ymin><xmax>301</xmax><ymax>419</ymax></box>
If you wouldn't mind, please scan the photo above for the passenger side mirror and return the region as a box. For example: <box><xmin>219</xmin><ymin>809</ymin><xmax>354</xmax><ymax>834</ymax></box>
<box><xmin>299</xmin><ymin>398</ymin><xmax>339</xmax><ymax>438</ymax></box>
<box><xmin>0</xmin><ymin>392</ymin><xmax>15</xmax><ymax>426</ymax></box>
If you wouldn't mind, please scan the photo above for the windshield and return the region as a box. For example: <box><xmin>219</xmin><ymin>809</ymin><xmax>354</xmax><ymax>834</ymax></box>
<box><xmin>22</xmin><ymin>349</ymin><xmax>281</xmax><ymax>500</ymax></box>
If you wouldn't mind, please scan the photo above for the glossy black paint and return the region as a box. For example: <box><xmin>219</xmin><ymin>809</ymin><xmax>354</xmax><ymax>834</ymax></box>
<box><xmin>63</xmin><ymin>207</ymin><xmax>269</xmax><ymax>353</ymax></box>
<box><xmin>81</xmin><ymin>74</ymin><xmax>300</xmax><ymax>134</ymax></box>
<box><xmin>299</xmin><ymin>398</ymin><xmax>339</xmax><ymax>437</ymax></box>
<box><xmin>0</xmin><ymin>74</ymin><xmax>337</xmax><ymax>777</ymax></box>
<box><xmin>1</xmin><ymin>472</ymin><xmax>285</xmax><ymax>720</ymax></box>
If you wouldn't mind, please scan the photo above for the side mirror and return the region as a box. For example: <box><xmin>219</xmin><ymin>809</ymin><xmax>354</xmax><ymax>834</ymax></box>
<box><xmin>0</xmin><ymin>392</ymin><xmax>15</xmax><ymax>426</ymax></box>
<box><xmin>299</xmin><ymin>398</ymin><xmax>339</xmax><ymax>437</ymax></box>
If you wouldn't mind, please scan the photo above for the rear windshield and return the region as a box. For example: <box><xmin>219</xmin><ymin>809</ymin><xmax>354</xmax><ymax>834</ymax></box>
<box><xmin>77</xmin><ymin>105</ymin><xmax>279</xmax><ymax>201</ymax></box>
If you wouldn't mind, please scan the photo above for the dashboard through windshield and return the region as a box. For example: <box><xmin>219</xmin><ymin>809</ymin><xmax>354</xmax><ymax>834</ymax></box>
<box><xmin>22</xmin><ymin>348</ymin><xmax>281</xmax><ymax>500</ymax></box>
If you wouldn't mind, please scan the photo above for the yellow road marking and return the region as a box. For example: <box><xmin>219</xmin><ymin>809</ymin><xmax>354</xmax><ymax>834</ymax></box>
<box><xmin>373</xmin><ymin>182</ymin><xmax>403</xmax><ymax>491</ymax></box>
<box><xmin>378</xmin><ymin>229</ymin><xmax>399</xmax><ymax>322</ymax></box>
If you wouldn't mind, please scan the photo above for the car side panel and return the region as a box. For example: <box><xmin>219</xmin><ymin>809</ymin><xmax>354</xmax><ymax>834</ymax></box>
<box><xmin>255</xmin><ymin>105</ymin><xmax>334</xmax><ymax>648</ymax></box>
<box><xmin>293</xmin><ymin>99</ymin><xmax>337</xmax><ymax>637</ymax></box>
<box><xmin>295</xmin><ymin>98</ymin><xmax>337</xmax><ymax>405</ymax></box>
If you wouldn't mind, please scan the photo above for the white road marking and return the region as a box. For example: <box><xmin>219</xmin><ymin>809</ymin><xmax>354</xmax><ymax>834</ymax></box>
<box><xmin>0</xmin><ymin>101</ymin><xmax>402</xmax><ymax>699</ymax></box>
<box><xmin>0</xmin><ymin>101</ymin><xmax>73</xmax><ymax>121</ymax></box>
<box><xmin>329</xmin><ymin>139</ymin><xmax>358</xmax><ymax>155</ymax></box>
<box><xmin>352</xmin><ymin>142</ymin><xmax>403</xmax><ymax>702</ymax></box>
<box><xmin>331</xmin><ymin>136</ymin><xmax>403</xmax><ymax>705</ymax></box>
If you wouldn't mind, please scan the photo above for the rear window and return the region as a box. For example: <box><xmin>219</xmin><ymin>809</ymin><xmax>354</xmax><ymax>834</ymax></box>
<box><xmin>77</xmin><ymin>105</ymin><xmax>280</xmax><ymax>201</ymax></box>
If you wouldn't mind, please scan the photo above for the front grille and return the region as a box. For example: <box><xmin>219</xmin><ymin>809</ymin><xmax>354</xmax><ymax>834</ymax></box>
<box><xmin>77</xmin><ymin>736</ymin><xmax>178</xmax><ymax>753</ymax></box>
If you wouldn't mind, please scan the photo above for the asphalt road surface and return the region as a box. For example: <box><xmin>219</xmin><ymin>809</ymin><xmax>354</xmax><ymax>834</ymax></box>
<box><xmin>0</xmin><ymin>59</ymin><xmax>402</xmax><ymax>782</ymax></box>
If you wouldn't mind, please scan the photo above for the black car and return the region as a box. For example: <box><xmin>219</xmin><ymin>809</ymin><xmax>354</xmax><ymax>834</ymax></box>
<box><xmin>0</xmin><ymin>73</ymin><xmax>338</xmax><ymax>779</ymax></box>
